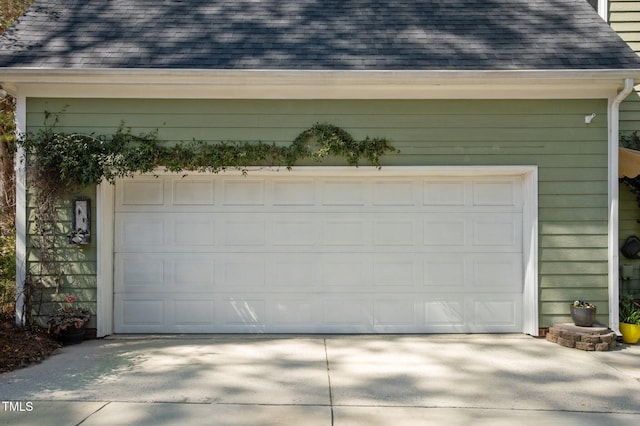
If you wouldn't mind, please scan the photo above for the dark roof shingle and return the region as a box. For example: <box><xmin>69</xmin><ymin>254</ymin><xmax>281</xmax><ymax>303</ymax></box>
<box><xmin>1</xmin><ymin>0</ymin><xmax>639</xmax><ymax>70</ymax></box>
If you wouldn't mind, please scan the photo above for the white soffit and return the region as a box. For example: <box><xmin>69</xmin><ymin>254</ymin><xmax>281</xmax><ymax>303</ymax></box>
<box><xmin>1</xmin><ymin>69</ymin><xmax>639</xmax><ymax>99</ymax></box>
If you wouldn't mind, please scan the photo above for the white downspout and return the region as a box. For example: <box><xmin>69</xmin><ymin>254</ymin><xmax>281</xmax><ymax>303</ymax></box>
<box><xmin>609</xmin><ymin>77</ymin><xmax>634</xmax><ymax>334</ymax></box>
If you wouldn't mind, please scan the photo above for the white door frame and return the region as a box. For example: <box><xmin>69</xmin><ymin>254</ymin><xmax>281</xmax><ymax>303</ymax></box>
<box><xmin>96</xmin><ymin>165</ymin><xmax>539</xmax><ymax>337</ymax></box>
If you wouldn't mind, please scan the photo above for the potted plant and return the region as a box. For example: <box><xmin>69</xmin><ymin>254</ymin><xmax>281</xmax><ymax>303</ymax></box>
<box><xmin>619</xmin><ymin>296</ymin><xmax>640</xmax><ymax>344</ymax></box>
<box><xmin>570</xmin><ymin>300</ymin><xmax>596</xmax><ymax>327</ymax></box>
<box><xmin>47</xmin><ymin>294</ymin><xmax>91</xmax><ymax>345</ymax></box>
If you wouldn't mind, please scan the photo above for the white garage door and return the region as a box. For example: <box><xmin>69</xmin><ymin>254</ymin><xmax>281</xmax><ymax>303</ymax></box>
<box><xmin>114</xmin><ymin>171</ymin><xmax>523</xmax><ymax>333</ymax></box>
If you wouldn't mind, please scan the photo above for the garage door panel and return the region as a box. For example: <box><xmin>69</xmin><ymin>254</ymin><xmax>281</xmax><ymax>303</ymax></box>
<box><xmin>423</xmin><ymin>181</ymin><xmax>466</xmax><ymax>206</ymax></box>
<box><xmin>117</xmin><ymin>297</ymin><xmax>165</xmax><ymax>329</ymax></box>
<box><xmin>424</xmin><ymin>213</ymin><xmax>521</xmax><ymax>251</ymax></box>
<box><xmin>222</xmin><ymin>179</ymin><xmax>265</xmax><ymax>205</ymax></box>
<box><xmin>424</xmin><ymin>217</ymin><xmax>466</xmax><ymax>247</ymax></box>
<box><xmin>473</xmin><ymin>180</ymin><xmax>521</xmax><ymax>206</ymax></box>
<box><xmin>116</xmin><ymin>253</ymin><xmax>216</xmax><ymax>293</ymax></box>
<box><xmin>321</xmin><ymin>259</ymin><xmax>367</xmax><ymax>288</ymax></box>
<box><xmin>221</xmin><ymin>259</ymin><xmax>266</xmax><ymax>288</ymax></box>
<box><xmin>372</xmin><ymin>180</ymin><xmax>416</xmax><ymax>206</ymax></box>
<box><xmin>116</xmin><ymin>216</ymin><xmax>165</xmax><ymax>250</ymax></box>
<box><xmin>472</xmin><ymin>254</ymin><xmax>523</xmax><ymax>292</ymax></box>
<box><xmin>424</xmin><ymin>256</ymin><xmax>467</xmax><ymax>289</ymax></box>
<box><xmin>272</xmin><ymin>180</ymin><xmax>316</xmax><ymax>205</ymax></box>
<box><xmin>115</xmin><ymin>294</ymin><xmax>522</xmax><ymax>333</ymax></box>
<box><xmin>116</xmin><ymin>255</ymin><xmax>165</xmax><ymax>291</ymax></box>
<box><xmin>323</xmin><ymin>299</ymin><xmax>370</xmax><ymax>326</ymax></box>
<box><xmin>272</xmin><ymin>257</ymin><xmax>318</xmax><ymax>288</ymax></box>
<box><xmin>422</xmin><ymin>294</ymin><xmax>521</xmax><ymax>333</ymax></box>
<box><xmin>219</xmin><ymin>298</ymin><xmax>266</xmax><ymax>327</ymax></box>
<box><xmin>423</xmin><ymin>254</ymin><xmax>521</xmax><ymax>292</ymax></box>
<box><xmin>270</xmin><ymin>299</ymin><xmax>319</xmax><ymax>327</ymax></box>
<box><xmin>373</xmin><ymin>220</ymin><xmax>416</xmax><ymax>246</ymax></box>
<box><xmin>172</xmin><ymin>258</ymin><xmax>215</xmax><ymax>289</ymax></box>
<box><xmin>323</xmin><ymin>220</ymin><xmax>367</xmax><ymax>246</ymax></box>
<box><xmin>173</xmin><ymin>299</ymin><xmax>216</xmax><ymax>326</ymax></box>
<box><xmin>472</xmin><ymin>295</ymin><xmax>522</xmax><ymax>331</ymax></box>
<box><xmin>172</xmin><ymin>178</ymin><xmax>215</xmax><ymax>205</ymax></box>
<box><xmin>114</xmin><ymin>172</ymin><xmax>525</xmax><ymax>334</ymax></box>
<box><xmin>273</xmin><ymin>221</ymin><xmax>317</xmax><ymax>246</ymax></box>
<box><xmin>373</xmin><ymin>299</ymin><xmax>417</xmax><ymax>326</ymax></box>
<box><xmin>373</xmin><ymin>256</ymin><xmax>419</xmax><ymax>288</ymax></box>
<box><xmin>119</xmin><ymin>179</ymin><xmax>164</xmax><ymax>206</ymax></box>
<box><xmin>173</xmin><ymin>216</ymin><xmax>216</xmax><ymax>246</ymax></box>
<box><xmin>424</xmin><ymin>298</ymin><xmax>465</xmax><ymax>327</ymax></box>
<box><xmin>117</xmin><ymin>213</ymin><xmax>219</xmax><ymax>252</ymax></box>
<box><xmin>321</xmin><ymin>180</ymin><xmax>366</xmax><ymax>205</ymax></box>
<box><xmin>223</xmin><ymin>220</ymin><xmax>266</xmax><ymax>246</ymax></box>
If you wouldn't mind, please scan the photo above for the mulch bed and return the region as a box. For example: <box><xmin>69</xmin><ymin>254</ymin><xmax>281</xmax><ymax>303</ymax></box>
<box><xmin>0</xmin><ymin>320</ymin><xmax>60</xmax><ymax>373</ymax></box>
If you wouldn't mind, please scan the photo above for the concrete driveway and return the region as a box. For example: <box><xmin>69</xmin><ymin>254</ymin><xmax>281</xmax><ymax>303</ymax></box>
<box><xmin>0</xmin><ymin>334</ymin><xmax>639</xmax><ymax>425</ymax></box>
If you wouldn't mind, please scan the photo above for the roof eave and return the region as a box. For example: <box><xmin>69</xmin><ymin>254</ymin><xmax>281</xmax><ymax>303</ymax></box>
<box><xmin>2</xmin><ymin>68</ymin><xmax>639</xmax><ymax>99</ymax></box>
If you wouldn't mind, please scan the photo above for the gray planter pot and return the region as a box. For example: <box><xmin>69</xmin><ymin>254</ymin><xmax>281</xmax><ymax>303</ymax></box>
<box><xmin>570</xmin><ymin>305</ymin><xmax>596</xmax><ymax>327</ymax></box>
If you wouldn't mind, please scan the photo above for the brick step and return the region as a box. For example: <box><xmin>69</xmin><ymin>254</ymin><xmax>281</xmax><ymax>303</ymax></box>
<box><xmin>546</xmin><ymin>323</ymin><xmax>617</xmax><ymax>351</ymax></box>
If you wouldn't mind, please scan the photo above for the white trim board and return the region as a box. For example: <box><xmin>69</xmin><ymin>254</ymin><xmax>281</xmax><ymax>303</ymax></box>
<box><xmin>14</xmin><ymin>95</ymin><xmax>26</xmax><ymax>326</ymax></box>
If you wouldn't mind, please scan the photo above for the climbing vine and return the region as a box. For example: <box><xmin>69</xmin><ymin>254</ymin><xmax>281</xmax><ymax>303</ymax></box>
<box><xmin>19</xmin><ymin>122</ymin><xmax>397</xmax><ymax>325</ymax></box>
<box><xmin>21</xmin><ymin>122</ymin><xmax>397</xmax><ymax>192</ymax></box>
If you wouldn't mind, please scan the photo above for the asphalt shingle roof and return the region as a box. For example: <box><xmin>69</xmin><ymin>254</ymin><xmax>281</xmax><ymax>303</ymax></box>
<box><xmin>1</xmin><ymin>0</ymin><xmax>639</xmax><ymax>70</ymax></box>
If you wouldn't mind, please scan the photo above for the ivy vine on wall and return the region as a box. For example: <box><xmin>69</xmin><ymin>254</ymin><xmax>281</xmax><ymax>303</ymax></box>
<box><xmin>22</xmin><ymin>122</ymin><xmax>397</xmax><ymax>192</ymax></box>
<box><xmin>19</xmin><ymin>121</ymin><xmax>397</xmax><ymax>325</ymax></box>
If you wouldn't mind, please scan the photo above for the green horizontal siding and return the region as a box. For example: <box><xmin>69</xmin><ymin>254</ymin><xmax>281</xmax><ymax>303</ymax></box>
<box><xmin>610</xmin><ymin>0</ymin><xmax>640</xmax><ymax>139</ymax></box>
<box><xmin>610</xmin><ymin>0</ymin><xmax>640</xmax><ymax>52</ymax></box>
<box><xmin>26</xmin><ymin>98</ymin><xmax>611</xmax><ymax>330</ymax></box>
<box><xmin>619</xmin><ymin>91</ymin><xmax>640</xmax><ymax>134</ymax></box>
<box><xmin>610</xmin><ymin>0</ymin><xmax>640</xmax><ymax>314</ymax></box>
<box><xmin>25</xmin><ymin>185</ymin><xmax>97</xmax><ymax>328</ymax></box>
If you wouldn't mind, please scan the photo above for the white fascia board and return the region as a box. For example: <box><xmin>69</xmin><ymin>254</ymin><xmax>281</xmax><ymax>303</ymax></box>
<box><xmin>2</xmin><ymin>68</ymin><xmax>639</xmax><ymax>99</ymax></box>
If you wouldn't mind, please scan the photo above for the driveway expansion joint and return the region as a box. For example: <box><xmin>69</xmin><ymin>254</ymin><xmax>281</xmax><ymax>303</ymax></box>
<box><xmin>324</xmin><ymin>338</ymin><xmax>335</xmax><ymax>425</ymax></box>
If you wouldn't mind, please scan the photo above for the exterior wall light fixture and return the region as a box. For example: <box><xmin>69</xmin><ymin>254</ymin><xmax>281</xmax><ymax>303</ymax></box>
<box><xmin>584</xmin><ymin>113</ymin><xmax>597</xmax><ymax>124</ymax></box>
<box><xmin>69</xmin><ymin>198</ymin><xmax>91</xmax><ymax>245</ymax></box>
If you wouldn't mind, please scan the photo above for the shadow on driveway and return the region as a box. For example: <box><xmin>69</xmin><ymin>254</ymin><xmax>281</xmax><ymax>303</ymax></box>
<box><xmin>0</xmin><ymin>334</ymin><xmax>639</xmax><ymax>425</ymax></box>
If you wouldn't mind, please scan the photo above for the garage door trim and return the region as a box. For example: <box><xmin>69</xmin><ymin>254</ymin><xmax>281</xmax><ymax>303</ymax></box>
<box><xmin>96</xmin><ymin>166</ymin><xmax>538</xmax><ymax>336</ymax></box>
